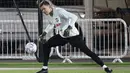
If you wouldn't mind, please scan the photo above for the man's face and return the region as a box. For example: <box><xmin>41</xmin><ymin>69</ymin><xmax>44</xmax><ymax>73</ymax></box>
<box><xmin>40</xmin><ymin>5</ymin><xmax>52</xmax><ymax>15</ymax></box>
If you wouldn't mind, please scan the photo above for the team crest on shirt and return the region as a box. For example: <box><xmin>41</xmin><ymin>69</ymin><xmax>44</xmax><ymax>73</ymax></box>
<box><xmin>55</xmin><ymin>17</ymin><xmax>61</xmax><ymax>27</ymax></box>
<box><xmin>55</xmin><ymin>18</ymin><xmax>61</xmax><ymax>27</ymax></box>
<box><xmin>55</xmin><ymin>18</ymin><xmax>59</xmax><ymax>22</ymax></box>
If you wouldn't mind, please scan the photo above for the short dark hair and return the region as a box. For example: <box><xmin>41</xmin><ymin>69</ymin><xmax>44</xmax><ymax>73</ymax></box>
<box><xmin>39</xmin><ymin>1</ymin><xmax>50</xmax><ymax>7</ymax></box>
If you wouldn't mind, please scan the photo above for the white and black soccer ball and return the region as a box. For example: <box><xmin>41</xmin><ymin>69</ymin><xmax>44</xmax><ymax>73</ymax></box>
<box><xmin>25</xmin><ymin>42</ymin><xmax>37</xmax><ymax>54</ymax></box>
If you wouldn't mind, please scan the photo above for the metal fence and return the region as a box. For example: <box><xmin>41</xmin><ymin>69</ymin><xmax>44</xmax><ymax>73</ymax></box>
<box><xmin>0</xmin><ymin>19</ymin><xmax>128</xmax><ymax>63</ymax></box>
<box><xmin>0</xmin><ymin>20</ymin><xmax>38</xmax><ymax>59</ymax></box>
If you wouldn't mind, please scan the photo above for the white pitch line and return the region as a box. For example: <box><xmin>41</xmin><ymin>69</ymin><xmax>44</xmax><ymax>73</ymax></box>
<box><xmin>0</xmin><ymin>67</ymin><xmax>100</xmax><ymax>70</ymax></box>
<box><xmin>0</xmin><ymin>67</ymin><xmax>129</xmax><ymax>70</ymax></box>
<box><xmin>0</xmin><ymin>68</ymin><xmax>40</xmax><ymax>70</ymax></box>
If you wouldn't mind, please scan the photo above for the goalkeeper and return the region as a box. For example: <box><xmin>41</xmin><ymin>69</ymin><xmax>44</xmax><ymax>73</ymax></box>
<box><xmin>37</xmin><ymin>0</ymin><xmax>112</xmax><ymax>73</ymax></box>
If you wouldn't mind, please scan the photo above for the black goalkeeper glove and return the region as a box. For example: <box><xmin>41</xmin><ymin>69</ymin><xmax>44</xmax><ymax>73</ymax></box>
<box><xmin>63</xmin><ymin>25</ymin><xmax>72</xmax><ymax>37</ymax></box>
<box><xmin>38</xmin><ymin>32</ymin><xmax>47</xmax><ymax>43</ymax></box>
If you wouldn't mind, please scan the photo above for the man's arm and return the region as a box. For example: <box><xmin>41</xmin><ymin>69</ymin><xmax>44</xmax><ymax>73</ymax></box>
<box><xmin>39</xmin><ymin>23</ymin><xmax>54</xmax><ymax>42</ymax></box>
<box><xmin>44</xmin><ymin>23</ymin><xmax>54</xmax><ymax>33</ymax></box>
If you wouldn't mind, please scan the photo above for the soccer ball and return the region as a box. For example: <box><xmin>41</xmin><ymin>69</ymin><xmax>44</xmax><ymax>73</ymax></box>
<box><xmin>25</xmin><ymin>42</ymin><xmax>37</xmax><ymax>54</ymax></box>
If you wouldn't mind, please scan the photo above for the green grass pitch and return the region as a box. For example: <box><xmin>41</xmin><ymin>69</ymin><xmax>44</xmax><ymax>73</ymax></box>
<box><xmin>0</xmin><ymin>62</ymin><xmax>129</xmax><ymax>73</ymax></box>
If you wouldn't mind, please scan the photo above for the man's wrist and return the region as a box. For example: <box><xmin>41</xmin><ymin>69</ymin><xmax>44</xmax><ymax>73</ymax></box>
<box><xmin>39</xmin><ymin>32</ymin><xmax>46</xmax><ymax>37</ymax></box>
<box><xmin>68</xmin><ymin>25</ymin><xmax>72</xmax><ymax>29</ymax></box>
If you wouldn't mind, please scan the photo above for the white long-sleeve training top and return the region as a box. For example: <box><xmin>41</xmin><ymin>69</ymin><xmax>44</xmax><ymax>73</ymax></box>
<box><xmin>44</xmin><ymin>7</ymin><xmax>79</xmax><ymax>38</ymax></box>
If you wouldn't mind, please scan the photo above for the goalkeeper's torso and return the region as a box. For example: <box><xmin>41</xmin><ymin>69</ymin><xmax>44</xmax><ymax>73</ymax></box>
<box><xmin>45</xmin><ymin>7</ymin><xmax>79</xmax><ymax>38</ymax></box>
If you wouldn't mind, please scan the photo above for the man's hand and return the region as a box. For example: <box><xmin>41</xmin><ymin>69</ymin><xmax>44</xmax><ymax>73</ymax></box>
<box><xmin>63</xmin><ymin>25</ymin><xmax>72</xmax><ymax>37</ymax></box>
<box><xmin>38</xmin><ymin>32</ymin><xmax>47</xmax><ymax>43</ymax></box>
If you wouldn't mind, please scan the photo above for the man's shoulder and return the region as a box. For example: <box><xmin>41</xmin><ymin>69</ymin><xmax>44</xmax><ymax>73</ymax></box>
<box><xmin>55</xmin><ymin>7</ymin><xmax>65</xmax><ymax>12</ymax></box>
